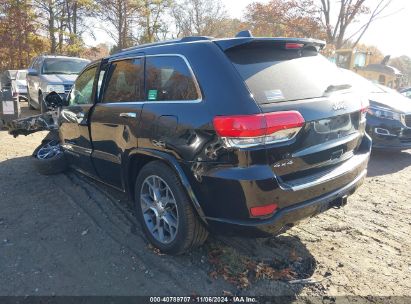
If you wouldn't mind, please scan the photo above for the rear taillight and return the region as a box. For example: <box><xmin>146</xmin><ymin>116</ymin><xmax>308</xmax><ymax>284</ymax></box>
<box><xmin>250</xmin><ymin>203</ymin><xmax>278</xmax><ymax>217</ymax></box>
<box><xmin>213</xmin><ymin>111</ymin><xmax>304</xmax><ymax>148</ymax></box>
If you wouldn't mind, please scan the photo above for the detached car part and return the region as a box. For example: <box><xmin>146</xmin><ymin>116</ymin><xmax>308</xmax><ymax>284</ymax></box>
<box><xmin>5</xmin><ymin>92</ymin><xmax>64</xmax><ymax>137</ymax></box>
<box><xmin>4</xmin><ymin>92</ymin><xmax>68</xmax><ymax>175</ymax></box>
<box><xmin>32</xmin><ymin>131</ymin><xmax>68</xmax><ymax>175</ymax></box>
<box><xmin>5</xmin><ymin>111</ymin><xmax>58</xmax><ymax>137</ymax></box>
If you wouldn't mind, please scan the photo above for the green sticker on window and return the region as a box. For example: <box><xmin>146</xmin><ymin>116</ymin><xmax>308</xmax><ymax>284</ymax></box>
<box><xmin>148</xmin><ymin>90</ymin><xmax>158</xmax><ymax>101</ymax></box>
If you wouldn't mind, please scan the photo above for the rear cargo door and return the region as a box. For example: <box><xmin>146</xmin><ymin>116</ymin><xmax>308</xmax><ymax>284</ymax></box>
<box><xmin>224</xmin><ymin>41</ymin><xmax>365</xmax><ymax>181</ymax></box>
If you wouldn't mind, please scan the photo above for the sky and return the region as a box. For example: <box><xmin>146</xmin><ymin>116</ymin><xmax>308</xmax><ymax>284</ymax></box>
<box><xmin>84</xmin><ymin>0</ymin><xmax>411</xmax><ymax>57</ymax></box>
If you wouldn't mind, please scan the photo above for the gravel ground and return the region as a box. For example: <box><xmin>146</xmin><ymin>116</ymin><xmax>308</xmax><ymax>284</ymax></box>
<box><xmin>0</xmin><ymin>103</ymin><xmax>410</xmax><ymax>299</ymax></box>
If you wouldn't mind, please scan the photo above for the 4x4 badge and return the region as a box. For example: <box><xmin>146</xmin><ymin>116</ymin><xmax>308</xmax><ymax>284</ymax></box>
<box><xmin>332</xmin><ymin>101</ymin><xmax>347</xmax><ymax>111</ymax></box>
<box><xmin>273</xmin><ymin>159</ymin><xmax>294</xmax><ymax>168</ymax></box>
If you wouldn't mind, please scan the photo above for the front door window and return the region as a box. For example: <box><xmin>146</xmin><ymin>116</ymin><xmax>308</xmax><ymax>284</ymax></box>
<box><xmin>69</xmin><ymin>67</ymin><xmax>97</xmax><ymax>105</ymax></box>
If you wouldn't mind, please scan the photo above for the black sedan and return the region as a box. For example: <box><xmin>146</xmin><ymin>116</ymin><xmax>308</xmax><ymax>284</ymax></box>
<box><xmin>342</xmin><ymin>69</ymin><xmax>411</xmax><ymax>150</ymax></box>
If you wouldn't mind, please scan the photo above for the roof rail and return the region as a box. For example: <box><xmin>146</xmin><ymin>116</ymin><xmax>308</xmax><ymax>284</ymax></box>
<box><xmin>120</xmin><ymin>39</ymin><xmax>181</xmax><ymax>53</ymax></box>
<box><xmin>119</xmin><ymin>36</ymin><xmax>213</xmax><ymax>53</ymax></box>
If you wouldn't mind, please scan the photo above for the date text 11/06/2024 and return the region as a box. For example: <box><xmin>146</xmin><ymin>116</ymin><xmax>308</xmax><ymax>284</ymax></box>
<box><xmin>149</xmin><ymin>296</ymin><xmax>258</xmax><ymax>303</ymax></box>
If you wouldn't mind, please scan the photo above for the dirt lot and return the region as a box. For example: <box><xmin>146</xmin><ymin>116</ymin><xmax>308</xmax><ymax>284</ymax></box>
<box><xmin>1</xmin><ymin>103</ymin><xmax>410</xmax><ymax>299</ymax></box>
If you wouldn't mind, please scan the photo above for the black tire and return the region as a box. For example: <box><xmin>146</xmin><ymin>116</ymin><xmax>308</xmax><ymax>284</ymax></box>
<box><xmin>32</xmin><ymin>132</ymin><xmax>67</xmax><ymax>175</ymax></box>
<box><xmin>134</xmin><ymin>161</ymin><xmax>208</xmax><ymax>255</ymax></box>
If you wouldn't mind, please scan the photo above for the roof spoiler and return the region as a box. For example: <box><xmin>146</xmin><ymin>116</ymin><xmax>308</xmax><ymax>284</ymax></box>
<box><xmin>215</xmin><ymin>36</ymin><xmax>326</xmax><ymax>52</ymax></box>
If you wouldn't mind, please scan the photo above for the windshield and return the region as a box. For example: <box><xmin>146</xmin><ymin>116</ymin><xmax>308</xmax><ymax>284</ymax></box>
<box><xmin>42</xmin><ymin>58</ymin><xmax>89</xmax><ymax>75</ymax></box>
<box><xmin>226</xmin><ymin>45</ymin><xmax>351</xmax><ymax>104</ymax></box>
<box><xmin>17</xmin><ymin>71</ymin><xmax>27</xmax><ymax>80</ymax></box>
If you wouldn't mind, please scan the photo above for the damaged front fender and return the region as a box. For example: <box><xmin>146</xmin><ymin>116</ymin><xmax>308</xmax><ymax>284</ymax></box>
<box><xmin>5</xmin><ymin>111</ymin><xmax>59</xmax><ymax>138</ymax></box>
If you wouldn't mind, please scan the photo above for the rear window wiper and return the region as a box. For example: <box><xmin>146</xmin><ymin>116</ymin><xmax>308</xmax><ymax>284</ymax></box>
<box><xmin>324</xmin><ymin>84</ymin><xmax>352</xmax><ymax>94</ymax></box>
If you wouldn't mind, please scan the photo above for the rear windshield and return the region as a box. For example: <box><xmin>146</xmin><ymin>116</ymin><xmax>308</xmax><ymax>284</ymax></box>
<box><xmin>226</xmin><ymin>44</ymin><xmax>350</xmax><ymax>104</ymax></box>
<box><xmin>42</xmin><ymin>58</ymin><xmax>89</xmax><ymax>75</ymax></box>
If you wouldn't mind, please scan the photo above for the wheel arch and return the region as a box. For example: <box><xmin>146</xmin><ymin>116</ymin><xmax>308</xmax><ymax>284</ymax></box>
<box><xmin>125</xmin><ymin>149</ymin><xmax>208</xmax><ymax>224</ymax></box>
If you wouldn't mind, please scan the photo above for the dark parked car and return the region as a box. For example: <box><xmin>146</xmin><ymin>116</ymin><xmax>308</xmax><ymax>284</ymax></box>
<box><xmin>342</xmin><ymin>69</ymin><xmax>411</xmax><ymax>150</ymax></box>
<box><xmin>26</xmin><ymin>55</ymin><xmax>90</xmax><ymax>112</ymax></box>
<box><xmin>17</xmin><ymin>33</ymin><xmax>371</xmax><ymax>254</ymax></box>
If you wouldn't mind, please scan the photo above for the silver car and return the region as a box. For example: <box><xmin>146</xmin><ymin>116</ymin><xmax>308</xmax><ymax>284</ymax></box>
<box><xmin>11</xmin><ymin>70</ymin><xmax>28</xmax><ymax>101</ymax></box>
<box><xmin>27</xmin><ymin>55</ymin><xmax>90</xmax><ymax>112</ymax></box>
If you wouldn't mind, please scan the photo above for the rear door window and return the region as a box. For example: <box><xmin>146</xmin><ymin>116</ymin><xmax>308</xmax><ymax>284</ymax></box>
<box><xmin>226</xmin><ymin>44</ymin><xmax>349</xmax><ymax>104</ymax></box>
<box><xmin>102</xmin><ymin>58</ymin><xmax>144</xmax><ymax>103</ymax></box>
<box><xmin>145</xmin><ymin>56</ymin><xmax>200</xmax><ymax>101</ymax></box>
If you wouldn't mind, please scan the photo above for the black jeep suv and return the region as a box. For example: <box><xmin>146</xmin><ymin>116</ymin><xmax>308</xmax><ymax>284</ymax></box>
<box><xmin>44</xmin><ymin>33</ymin><xmax>371</xmax><ymax>254</ymax></box>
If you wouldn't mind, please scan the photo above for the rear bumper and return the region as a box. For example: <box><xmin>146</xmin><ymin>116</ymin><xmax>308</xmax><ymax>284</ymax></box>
<box><xmin>187</xmin><ymin>134</ymin><xmax>371</xmax><ymax>236</ymax></box>
<box><xmin>206</xmin><ymin>169</ymin><xmax>366</xmax><ymax>237</ymax></box>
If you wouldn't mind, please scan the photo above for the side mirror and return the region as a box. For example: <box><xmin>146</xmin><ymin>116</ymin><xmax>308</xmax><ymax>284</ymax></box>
<box><xmin>27</xmin><ymin>68</ymin><xmax>38</xmax><ymax>76</ymax></box>
<box><xmin>45</xmin><ymin>92</ymin><xmax>67</xmax><ymax>108</ymax></box>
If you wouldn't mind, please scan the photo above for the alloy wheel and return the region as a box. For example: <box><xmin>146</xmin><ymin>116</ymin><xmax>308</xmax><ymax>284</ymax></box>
<box><xmin>140</xmin><ymin>175</ymin><xmax>179</xmax><ymax>244</ymax></box>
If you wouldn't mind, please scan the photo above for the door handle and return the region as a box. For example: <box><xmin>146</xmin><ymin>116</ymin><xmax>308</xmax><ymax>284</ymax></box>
<box><xmin>76</xmin><ymin>112</ymin><xmax>85</xmax><ymax>119</ymax></box>
<box><xmin>119</xmin><ymin>112</ymin><xmax>137</xmax><ymax>118</ymax></box>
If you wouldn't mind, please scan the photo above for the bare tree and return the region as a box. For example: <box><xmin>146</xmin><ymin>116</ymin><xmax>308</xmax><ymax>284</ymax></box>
<box><xmin>319</xmin><ymin>0</ymin><xmax>394</xmax><ymax>49</ymax></box>
<box><xmin>172</xmin><ymin>0</ymin><xmax>228</xmax><ymax>37</ymax></box>
<box><xmin>64</xmin><ymin>0</ymin><xmax>95</xmax><ymax>54</ymax></box>
<box><xmin>94</xmin><ymin>0</ymin><xmax>140</xmax><ymax>50</ymax></box>
<box><xmin>31</xmin><ymin>0</ymin><xmax>93</xmax><ymax>55</ymax></box>
<box><xmin>33</xmin><ymin>0</ymin><xmax>66</xmax><ymax>53</ymax></box>
<box><xmin>137</xmin><ymin>0</ymin><xmax>173</xmax><ymax>44</ymax></box>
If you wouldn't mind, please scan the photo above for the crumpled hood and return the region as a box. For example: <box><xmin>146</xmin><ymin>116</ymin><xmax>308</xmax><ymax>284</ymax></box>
<box><xmin>42</xmin><ymin>74</ymin><xmax>77</xmax><ymax>84</ymax></box>
<box><xmin>369</xmin><ymin>91</ymin><xmax>411</xmax><ymax>113</ymax></box>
